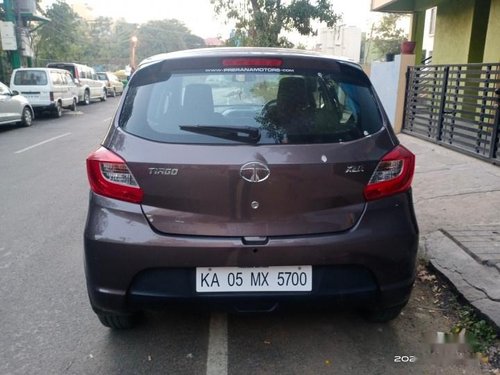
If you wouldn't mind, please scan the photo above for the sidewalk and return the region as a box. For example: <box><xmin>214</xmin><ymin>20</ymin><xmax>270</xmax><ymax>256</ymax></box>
<box><xmin>398</xmin><ymin>134</ymin><xmax>500</xmax><ymax>328</ymax></box>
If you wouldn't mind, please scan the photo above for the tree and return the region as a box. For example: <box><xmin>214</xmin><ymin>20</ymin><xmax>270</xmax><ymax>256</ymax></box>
<box><xmin>106</xmin><ymin>20</ymin><xmax>139</xmax><ymax>68</ymax></box>
<box><xmin>86</xmin><ymin>17</ymin><xmax>115</xmax><ymax>64</ymax></box>
<box><xmin>370</xmin><ymin>14</ymin><xmax>408</xmax><ymax>59</ymax></box>
<box><xmin>33</xmin><ymin>1</ymin><xmax>88</xmax><ymax>64</ymax></box>
<box><xmin>33</xmin><ymin>12</ymin><xmax>205</xmax><ymax>71</ymax></box>
<box><xmin>211</xmin><ymin>0</ymin><xmax>341</xmax><ymax>47</ymax></box>
<box><xmin>31</xmin><ymin>0</ymin><xmax>206</xmax><ymax>71</ymax></box>
<box><xmin>135</xmin><ymin>20</ymin><xmax>205</xmax><ymax>62</ymax></box>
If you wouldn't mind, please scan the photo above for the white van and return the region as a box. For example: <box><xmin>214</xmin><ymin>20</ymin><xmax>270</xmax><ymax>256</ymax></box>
<box><xmin>10</xmin><ymin>68</ymin><xmax>79</xmax><ymax>118</ymax></box>
<box><xmin>46</xmin><ymin>62</ymin><xmax>106</xmax><ymax>105</ymax></box>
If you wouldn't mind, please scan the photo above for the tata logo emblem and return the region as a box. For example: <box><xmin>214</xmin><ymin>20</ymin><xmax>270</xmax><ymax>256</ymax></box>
<box><xmin>240</xmin><ymin>162</ymin><xmax>270</xmax><ymax>183</ymax></box>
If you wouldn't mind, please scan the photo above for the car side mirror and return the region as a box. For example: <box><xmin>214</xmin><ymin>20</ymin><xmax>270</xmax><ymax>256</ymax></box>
<box><xmin>11</xmin><ymin>90</ymin><xmax>20</xmax><ymax>96</ymax></box>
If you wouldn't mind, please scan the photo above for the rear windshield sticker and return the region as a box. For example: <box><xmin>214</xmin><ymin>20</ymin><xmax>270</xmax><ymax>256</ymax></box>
<box><xmin>205</xmin><ymin>68</ymin><xmax>295</xmax><ymax>73</ymax></box>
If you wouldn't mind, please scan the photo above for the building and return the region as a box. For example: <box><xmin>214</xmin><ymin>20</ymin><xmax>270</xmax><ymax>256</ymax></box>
<box><xmin>0</xmin><ymin>0</ymin><xmax>50</xmax><ymax>74</ymax></box>
<box><xmin>422</xmin><ymin>7</ymin><xmax>436</xmax><ymax>61</ymax></box>
<box><xmin>371</xmin><ymin>0</ymin><xmax>500</xmax><ymax>64</ymax></box>
<box><xmin>371</xmin><ymin>0</ymin><xmax>500</xmax><ymax>164</ymax></box>
<box><xmin>204</xmin><ymin>37</ymin><xmax>224</xmax><ymax>47</ymax></box>
<box><xmin>317</xmin><ymin>26</ymin><xmax>362</xmax><ymax>63</ymax></box>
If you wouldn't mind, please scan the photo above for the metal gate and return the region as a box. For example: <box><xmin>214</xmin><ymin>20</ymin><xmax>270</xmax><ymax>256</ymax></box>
<box><xmin>402</xmin><ymin>63</ymin><xmax>500</xmax><ymax>163</ymax></box>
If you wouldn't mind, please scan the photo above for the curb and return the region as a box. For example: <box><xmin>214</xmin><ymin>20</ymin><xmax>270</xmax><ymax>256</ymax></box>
<box><xmin>423</xmin><ymin>230</ymin><xmax>500</xmax><ymax>329</ymax></box>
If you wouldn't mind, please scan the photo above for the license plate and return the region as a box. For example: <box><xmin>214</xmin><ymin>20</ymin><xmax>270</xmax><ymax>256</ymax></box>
<box><xmin>196</xmin><ymin>266</ymin><xmax>312</xmax><ymax>292</ymax></box>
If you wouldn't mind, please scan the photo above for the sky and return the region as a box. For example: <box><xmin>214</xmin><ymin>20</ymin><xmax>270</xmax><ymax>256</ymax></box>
<box><xmin>43</xmin><ymin>0</ymin><xmax>377</xmax><ymax>41</ymax></box>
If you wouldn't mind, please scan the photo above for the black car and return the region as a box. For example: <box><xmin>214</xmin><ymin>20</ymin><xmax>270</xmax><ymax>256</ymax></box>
<box><xmin>84</xmin><ymin>48</ymin><xmax>418</xmax><ymax>329</ymax></box>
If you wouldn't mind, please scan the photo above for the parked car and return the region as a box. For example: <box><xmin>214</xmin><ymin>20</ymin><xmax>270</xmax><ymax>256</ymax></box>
<box><xmin>10</xmin><ymin>68</ymin><xmax>78</xmax><ymax>118</ymax></box>
<box><xmin>0</xmin><ymin>81</ymin><xmax>34</xmax><ymax>127</ymax></box>
<box><xmin>96</xmin><ymin>72</ymin><xmax>124</xmax><ymax>97</ymax></box>
<box><xmin>46</xmin><ymin>62</ymin><xmax>106</xmax><ymax>104</ymax></box>
<box><xmin>84</xmin><ymin>48</ymin><xmax>418</xmax><ymax>329</ymax></box>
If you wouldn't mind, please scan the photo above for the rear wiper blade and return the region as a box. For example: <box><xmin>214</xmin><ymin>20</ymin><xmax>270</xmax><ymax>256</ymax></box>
<box><xmin>179</xmin><ymin>125</ymin><xmax>261</xmax><ymax>144</ymax></box>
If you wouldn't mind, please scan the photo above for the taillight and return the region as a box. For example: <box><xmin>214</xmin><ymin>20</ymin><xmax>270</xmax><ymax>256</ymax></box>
<box><xmin>364</xmin><ymin>145</ymin><xmax>415</xmax><ymax>201</ymax></box>
<box><xmin>86</xmin><ymin>147</ymin><xmax>143</xmax><ymax>203</ymax></box>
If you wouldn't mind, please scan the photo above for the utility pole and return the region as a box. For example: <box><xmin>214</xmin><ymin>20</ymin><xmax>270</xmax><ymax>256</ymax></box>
<box><xmin>3</xmin><ymin>0</ymin><xmax>22</xmax><ymax>69</ymax></box>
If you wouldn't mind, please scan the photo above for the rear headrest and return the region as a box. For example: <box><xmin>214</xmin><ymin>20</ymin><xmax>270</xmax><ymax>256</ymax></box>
<box><xmin>183</xmin><ymin>84</ymin><xmax>215</xmax><ymax>114</ymax></box>
<box><xmin>277</xmin><ymin>77</ymin><xmax>309</xmax><ymax>112</ymax></box>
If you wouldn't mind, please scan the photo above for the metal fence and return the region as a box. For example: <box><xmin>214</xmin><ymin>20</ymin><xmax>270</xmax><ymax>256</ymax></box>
<box><xmin>402</xmin><ymin>63</ymin><xmax>500</xmax><ymax>163</ymax></box>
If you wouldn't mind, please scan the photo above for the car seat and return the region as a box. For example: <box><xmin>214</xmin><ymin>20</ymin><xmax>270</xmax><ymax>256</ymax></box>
<box><xmin>181</xmin><ymin>84</ymin><xmax>225</xmax><ymax>125</ymax></box>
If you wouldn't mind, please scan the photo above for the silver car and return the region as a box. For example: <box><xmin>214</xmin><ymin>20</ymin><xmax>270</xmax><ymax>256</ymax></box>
<box><xmin>0</xmin><ymin>81</ymin><xmax>34</xmax><ymax>127</ymax></box>
<box><xmin>97</xmin><ymin>72</ymin><xmax>124</xmax><ymax>97</ymax></box>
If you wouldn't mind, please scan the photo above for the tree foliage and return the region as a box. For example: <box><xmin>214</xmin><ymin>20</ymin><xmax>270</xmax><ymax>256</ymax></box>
<box><xmin>33</xmin><ymin>1</ymin><xmax>87</xmax><ymax>63</ymax></box>
<box><xmin>33</xmin><ymin>2</ymin><xmax>205</xmax><ymax>71</ymax></box>
<box><xmin>211</xmin><ymin>0</ymin><xmax>341</xmax><ymax>47</ymax></box>
<box><xmin>371</xmin><ymin>13</ymin><xmax>408</xmax><ymax>58</ymax></box>
<box><xmin>136</xmin><ymin>20</ymin><xmax>205</xmax><ymax>61</ymax></box>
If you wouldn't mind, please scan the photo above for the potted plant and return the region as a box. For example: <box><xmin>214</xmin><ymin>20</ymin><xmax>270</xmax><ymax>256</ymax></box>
<box><xmin>401</xmin><ymin>39</ymin><xmax>416</xmax><ymax>54</ymax></box>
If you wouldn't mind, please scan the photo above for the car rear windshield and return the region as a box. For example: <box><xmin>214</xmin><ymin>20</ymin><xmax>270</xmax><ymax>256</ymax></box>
<box><xmin>47</xmin><ymin>64</ymin><xmax>76</xmax><ymax>79</ymax></box>
<box><xmin>13</xmin><ymin>70</ymin><xmax>48</xmax><ymax>86</ymax></box>
<box><xmin>119</xmin><ymin>62</ymin><xmax>384</xmax><ymax>145</ymax></box>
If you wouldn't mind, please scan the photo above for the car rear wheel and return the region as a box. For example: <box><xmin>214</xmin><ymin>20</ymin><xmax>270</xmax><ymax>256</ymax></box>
<box><xmin>97</xmin><ymin>312</ymin><xmax>139</xmax><ymax>329</ymax></box>
<box><xmin>111</xmin><ymin>88</ymin><xmax>116</xmax><ymax>97</ymax></box>
<box><xmin>100</xmin><ymin>89</ymin><xmax>107</xmax><ymax>102</ymax></box>
<box><xmin>362</xmin><ymin>303</ymin><xmax>407</xmax><ymax>323</ymax></box>
<box><xmin>70</xmin><ymin>98</ymin><xmax>77</xmax><ymax>111</ymax></box>
<box><xmin>83</xmin><ymin>90</ymin><xmax>90</xmax><ymax>105</ymax></box>
<box><xmin>19</xmin><ymin>106</ymin><xmax>33</xmax><ymax>127</ymax></box>
<box><xmin>52</xmin><ymin>102</ymin><xmax>63</xmax><ymax>118</ymax></box>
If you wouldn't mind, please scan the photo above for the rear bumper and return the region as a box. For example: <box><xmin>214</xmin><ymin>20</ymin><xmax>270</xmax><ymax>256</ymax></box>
<box><xmin>84</xmin><ymin>191</ymin><xmax>419</xmax><ymax>314</ymax></box>
<box><xmin>126</xmin><ymin>266</ymin><xmax>414</xmax><ymax>314</ymax></box>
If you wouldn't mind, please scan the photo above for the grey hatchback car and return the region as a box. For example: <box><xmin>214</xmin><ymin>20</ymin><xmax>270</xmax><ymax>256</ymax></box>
<box><xmin>84</xmin><ymin>48</ymin><xmax>418</xmax><ymax>329</ymax></box>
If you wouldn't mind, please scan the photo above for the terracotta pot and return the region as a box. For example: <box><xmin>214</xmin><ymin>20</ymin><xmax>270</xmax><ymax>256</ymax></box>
<box><xmin>401</xmin><ymin>41</ymin><xmax>416</xmax><ymax>54</ymax></box>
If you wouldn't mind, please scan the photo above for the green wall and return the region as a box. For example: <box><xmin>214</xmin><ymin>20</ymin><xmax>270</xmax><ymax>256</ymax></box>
<box><xmin>411</xmin><ymin>11</ymin><xmax>426</xmax><ymax>64</ymax></box>
<box><xmin>375</xmin><ymin>0</ymin><xmax>497</xmax><ymax>64</ymax></box>
<box><xmin>483</xmin><ymin>0</ymin><xmax>500</xmax><ymax>62</ymax></box>
<box><xmin>433</xmin><ymin>0</ymin><xmax>476</xmax><ymax>64</ymax></box>
<box><xmin>468</xmin><ymin>0</ymin><xmax>491</xmax><ymax>63</ymax></box>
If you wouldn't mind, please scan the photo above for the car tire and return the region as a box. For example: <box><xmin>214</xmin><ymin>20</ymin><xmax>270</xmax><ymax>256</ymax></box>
<box><xmin>52</xmin><ymin>102</ymin><xmax>63</xmax><ymax>118</ymax></box>
<box><xmin>97</xmin><ymin>312</ymin><xmax>139</xmax><ymax>329</ymax></box>
<box><xmin>112</xmin><ymin>88</ymin><xmax>116</xmax><ymax>97</ymax></box>
<box><xmin>70</xmin><ymin>98</ymin><xmax>77</xmax><ymax>111</ymax></box>
<box><xmin>362</xmin><ymin>303</ymin><xmax>407</xmax><ymax>323</ymax></box>
<box><xmin>83</xmin><ymin>90</ymin><xmax>91</xmax><ymax>105</ymax></box>
<box><xmin>100</xmin><ymin>89</ymin><xmax>107</xmax><ymax>102</ymax></box>
<box><xmin>19</xmin><ymin>106</ymin><xmax>33</xmax><ymax>127</ymax></box>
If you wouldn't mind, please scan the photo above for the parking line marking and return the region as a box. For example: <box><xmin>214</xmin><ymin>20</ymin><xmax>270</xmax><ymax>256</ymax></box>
<box><xmin>14</xmin><ymin>133</ymin><xmax>72</xmax><ymax>154</ymax></box>
<box><xmin>206</xmin><ymin>312</ymin><xmax>228</xmax><ymax>375</ymax></box>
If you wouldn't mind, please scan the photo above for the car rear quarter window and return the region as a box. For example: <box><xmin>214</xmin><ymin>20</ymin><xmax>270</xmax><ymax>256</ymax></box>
<box><xmin>119</xmin><ymin>59</ymin><xmax>384</xmax><ymax>145</ymax></box>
